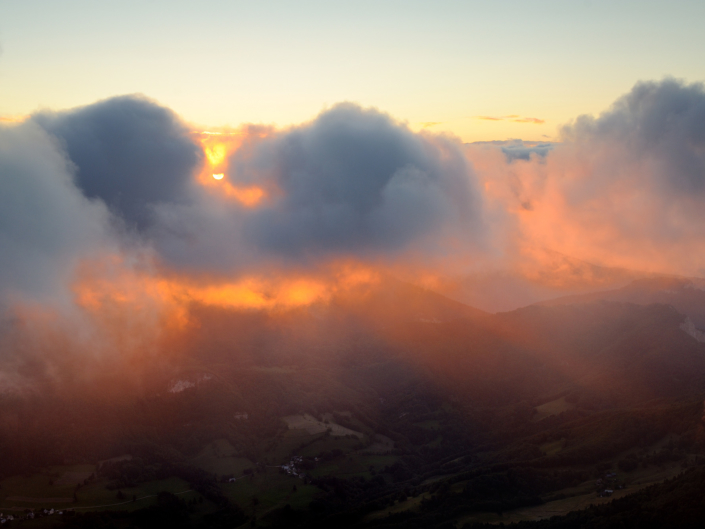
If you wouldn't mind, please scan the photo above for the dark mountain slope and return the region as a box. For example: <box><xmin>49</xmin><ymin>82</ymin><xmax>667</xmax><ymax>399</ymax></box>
<box><xmin>463</xmin><ymin>465</ymin><xmax>705</xmax><ymax>529</ymax></box>
<box><xmin>538</xmin><ymin>276</ymin><xmax>705</xmax><ymax>329</ymax></box>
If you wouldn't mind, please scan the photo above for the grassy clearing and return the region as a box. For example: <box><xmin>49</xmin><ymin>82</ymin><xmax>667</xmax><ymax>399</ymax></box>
<box><xmin>426</xmin><ymin>436</ymin><xmax>442</xmax><ymax>448</ymax></box>
<box><xmin>263</xmin><ymin>429</ymin><xmax>323</xmax><ymax>463</ymax></box>
<box><xmin>190</xmin><ymin>438</ymin><xmax>254</xmax><ymax>477</ymax></box>
<box><xmin>73</xmin><ymin>477</ymin><xmax>194</xmax><ymax>511</ymax></box>
<box><xmin>540</xmin><ymin>438</ymin><xmax>566</xmax><ymax>455</ymax></box>
<box><xmin>54</xmin><ymin>471</ymin><xmax>93</xmax><ymax>486</ymax></box>
<box><xmin>222</xmin><ymin>467</ymin><xmax>319</xmax><ymax>517</ymax></box>
<box><xmin>283</xmin><ymin>414</ymin><xmax>364</xmax><ymax>438</ymax></box>
<box><xmin>0</xmin><ymin>466</ymin><xmax>93</xmax><ymax>505</ymax></box>
<box><xmin>364</xmin><ymin>492</ymin><xmax>431</xmax><ymax>520</ymax></box>
<box><xmin>298</xmin><ymin>435</ymin><xmax>362</xmax><ymax>458</ymax></box>
<box><xmin>362</xmin><ymin>434</ymin><xmax>394</xmax><ymax>454</ymax></box>
<box><xmin>533</xmin><ymin>397</ymin><xmax>575</xmax><ymax>421</ymax></box>
<box><xmin>0</xmin><ymin>470</ymin><xmax>193</xmax><ymax>513</ymax></box>
<box><xmin>309</xmin><ymin>453</ymin><xmax>397</xmax><ymax>479</ymax></box>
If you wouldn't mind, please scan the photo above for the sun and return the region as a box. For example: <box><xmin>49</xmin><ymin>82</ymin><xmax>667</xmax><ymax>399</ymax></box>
<box><xmin>213</xmin><ymin>173</ymin><xmax>224</xmax><ymax>180</ymax></box>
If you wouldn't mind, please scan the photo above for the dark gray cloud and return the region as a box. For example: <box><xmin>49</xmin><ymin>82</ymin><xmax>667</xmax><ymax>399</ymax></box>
<box><xmin>154</xmin><ymin>103</ymin><xmax>486</xmax><ymax>270</ymax></box>
<box><xmin>33</xmin><ymin>95</ymin><xmax>202</xmax><ymax>230</ymax></box>
<box><xmin>0</xmin><ymin>122</ymin><xmax>112</xmax><ymax>308</ymax></box>
<box><xmin>469</xmin><ymin>139</ymin><xmax>554</xmax><ymax>162</ymax></box>
<box><xmin>241</xmin><ymin>103</ymin><xmax>482</xmax><ymax>256</ymax></box>
<box><xmin>500</xmin><ymin>141</ymin><xmax>553</xmax><ymax>162</ymax></box>
<box><xmin>562</xmin><ymin>78</ymin><xmax>705</xmax><ymax>196</ymax></box>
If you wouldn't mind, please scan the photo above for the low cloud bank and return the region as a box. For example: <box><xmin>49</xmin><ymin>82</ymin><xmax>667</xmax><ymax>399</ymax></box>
<box><xmin>2</xmin><ymin>79</ymin><xmax>705</xmax><ymax>388</ymax></box>
<box><xmin>5</xmin><ymin>78</ymin><xmax>705</xmax><ymax>310</ymax></box>
<box><xmin>469</xmin><ymin>78</ymin><xmax>705</xmax><ymax>279</ymax></box>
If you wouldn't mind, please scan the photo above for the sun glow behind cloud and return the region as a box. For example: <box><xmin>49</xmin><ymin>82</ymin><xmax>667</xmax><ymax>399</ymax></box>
<box><xmin>195</xmin><ymin>131</ymin><xmax>268</xmax><ymax>207</ymax></box>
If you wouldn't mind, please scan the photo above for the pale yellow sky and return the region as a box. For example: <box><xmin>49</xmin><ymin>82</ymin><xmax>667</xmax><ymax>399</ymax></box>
<box><xmin>1</xmin><ymin>1</ymin><xmax>704</xmax><ymax>142</ymax></box>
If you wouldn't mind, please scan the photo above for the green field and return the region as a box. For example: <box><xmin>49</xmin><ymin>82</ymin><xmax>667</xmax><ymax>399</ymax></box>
<box><xmin>540</xmin><ymin>438</ymin><xmax>566</xmax><ymax>456</ymax></box>
<box><xmin>533</xmin><ymin>397</ymin><xmax>576</xmax><ymax>421</ymax></box>
<box><xmin>364</xmin><ymin>492</ymin><xmax>431</xmax><ymax>521</ymax></box>
<box><xmin>0</xmin><ymin>466</ymin><xmax>195</xmax><ymax>513</ymax></box>
<box><xmin>190</xmin><ymin>438</ymin><xmax>254</xmax><ymax>477</ymax></box>
<box><xmin>310</xmin><ymin>453</ymin><xmax>397</xmax><ymax>480</ymax></box>
<box><xmin>222</xmin><ymin>468</ymin><xmax>319</xmax><ymax>518</ymax></box>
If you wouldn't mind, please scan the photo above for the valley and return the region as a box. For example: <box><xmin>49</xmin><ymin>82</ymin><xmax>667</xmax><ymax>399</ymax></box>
<box><xmin>1</xmin><ymin>277</ymin><xmax>705</xmax><ymax>528</ymax></box>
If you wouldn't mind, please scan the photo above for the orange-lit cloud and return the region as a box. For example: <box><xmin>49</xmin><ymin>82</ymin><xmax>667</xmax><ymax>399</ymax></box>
<box><xmin>468</xmin><ymin>79</ymin><xmax>705</xmax><ymax>283</ymax></box>
<box><xmin>73</xmin><ymin>252</ymin><xmax>381</xmax><ymax>318</ymax></box>
<box><xmin>476</xmin><ymin>115</ymin><xmax>545</xmax><ymax>124</ymax></box>
<box><xmin>512</xmin><ymin>117</ymin><xmax>545</xmax><ymax>124</ymax></box>
<box><xmin>176</xmin><ymin>264</ymin><xmax>380</xmax><ymax>311</ymax></box>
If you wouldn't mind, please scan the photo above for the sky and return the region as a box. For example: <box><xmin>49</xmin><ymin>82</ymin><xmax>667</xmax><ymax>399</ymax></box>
<box><xmin>1</xmin><ymin>0</ymin><xmax>705</xmax><ymax>142</ymax></box>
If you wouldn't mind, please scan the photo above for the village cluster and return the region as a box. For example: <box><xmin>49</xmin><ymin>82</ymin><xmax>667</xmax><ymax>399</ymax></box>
<box><xmin>281</xmin><ymin>456</ymin><xmax>305</xmax><ymax>478</ymax></box>
<box><xmin>279</xmin><ymin>455</ymin><xmax>318</xmax><ymax>479</ymax></box>
<box><xmin>1</xmin><ymin>508</ymin><xmax>74</xmax><ymax>523</ymax></box>
<box><xmin>596</xmin><ymin>472</ymin><xmax>625</xmax><ymax>498</ymax></box>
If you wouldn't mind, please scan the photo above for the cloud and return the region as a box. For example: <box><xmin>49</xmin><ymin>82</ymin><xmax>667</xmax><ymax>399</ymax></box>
<box><xmin>561</xmin><ymin>78</ymin><xmax>705</xmax><ymax>197</ymax></box>
<box><xmin>0</xmin><ymin>115</ymin><xmax>188</xmax><ymax>391</ymax></box>
<box><xmin>4</xmin><ymin>79</ymin><xmax>705</xmax><ymax>387</ymax></box>
<box><xmin>501</xmin><ymin>141</ymin><xmax>553</xmax><ymax>161</ymax></box>
<box><xmin>468</xmin><ymin>78</ymin><xmax>705</xmax><ymax>278</ymax></box>
<box><xmin>0</xmin><ymin>101</ymin><xmax>494</xmax><ymax>388</ymax></box>
<box><xmin>11</xmin><ymin>96</ymin><xmax>491</xmax><ymax>291</ymax></box>
<box><xmin>512</xmin><ymin>117</ymin><xmax>544</xmax><ymax>124</ymax></box>
<box><xmin>470</xmin><ymin>139</ymin><xmax>555</xmax><ymax>162</ymax></box>
<box><xmin>0</xmin><ymin>121</ymin><xmax>114</xmax><ymax>309</ymax></box>
<box><xmin>33</xmin><ymin>95</ymin><xmax>202</xmax><ymax>230</ymax></box>
<box><xmin>475</xmin><ymin>115</ymin><xmax>545</xmax><ymax>124</ymax></box>
<box><xmin>153</xmin><ymin>103</ymin><xmax>488</xmax><ymax>273</ymax></box>
<box><xmin>6</xmin><ymin>79</ymin><xmax>705</xmax><ymax>338</ymax></box>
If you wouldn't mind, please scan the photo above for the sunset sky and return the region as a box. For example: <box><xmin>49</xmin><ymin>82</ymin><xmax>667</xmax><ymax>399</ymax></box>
<box><xmin>2</xmin><ymin>0</ymin><xmax>704</xmax><ymax>141</ymax></box>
